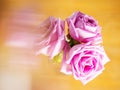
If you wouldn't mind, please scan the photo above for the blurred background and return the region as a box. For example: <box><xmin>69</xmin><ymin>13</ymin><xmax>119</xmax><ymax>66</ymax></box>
<box><xmin>0</xmin><ymin>0</ymin><xmax>120</xmax><ymax>90</ymax></box>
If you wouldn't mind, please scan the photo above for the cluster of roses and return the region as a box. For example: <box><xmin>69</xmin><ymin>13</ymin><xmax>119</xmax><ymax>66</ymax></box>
<box><xmin>35</xmin><ymin>11</ymin><xmax>109</xmax><ymax>85</ymax></box>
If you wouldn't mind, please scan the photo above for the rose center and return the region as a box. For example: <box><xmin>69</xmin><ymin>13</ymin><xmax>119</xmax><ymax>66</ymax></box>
<box><xmin>84</xmin><ymin>65</ymin><xmax>93</xmax><ymax>73</ymax></box>
<box><xmin>86</xmin><ymin>19</ymin><xmax>96</xmax><ymax>26</ymax></box>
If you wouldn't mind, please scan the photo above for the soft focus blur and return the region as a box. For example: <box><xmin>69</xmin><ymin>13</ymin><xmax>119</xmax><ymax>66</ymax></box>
<box><xmin>0</xmin><ymin>0</ymin><xmax>120</xmax><ymax>90</ymax></box>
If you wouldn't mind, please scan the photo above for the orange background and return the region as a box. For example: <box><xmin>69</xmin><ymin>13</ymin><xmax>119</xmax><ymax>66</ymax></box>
<box><xmin>0</xmin><ymin>0</ymin><xmax>120</xmax><ymax>90</ymax></box>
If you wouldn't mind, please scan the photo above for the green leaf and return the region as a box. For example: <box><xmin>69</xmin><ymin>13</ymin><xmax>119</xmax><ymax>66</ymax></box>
<box><xmin>53</xmin><ymin>52</ymin><xmax>63</xmax><ymax>63</ymax></box>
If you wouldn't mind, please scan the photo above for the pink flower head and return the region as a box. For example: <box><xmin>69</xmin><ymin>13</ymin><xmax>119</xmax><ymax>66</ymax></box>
<box><xmin>5</xmin><ymin>8</ymin><xmax>41</xmax><ymax>49</ymax></box>
<box><xmin>61</xmin><ymin>43</ymin><xmax>109</xmax><ymax>85</ymax></box>
<box><xmin>35</xmin><ymin>17</ymin><xmax>65</xmax><ymax>59</ymax></box>
<box><xmin>67</xmin><ymin>11</ymin><xmax>102</xmax><ymax>44</ymax></box>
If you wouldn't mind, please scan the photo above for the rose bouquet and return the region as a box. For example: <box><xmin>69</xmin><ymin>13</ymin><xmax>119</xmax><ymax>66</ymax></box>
<box><xmin>35</xmin><ymin>11</ymin><xmax>109</xmax><ymax>85</ymax></box>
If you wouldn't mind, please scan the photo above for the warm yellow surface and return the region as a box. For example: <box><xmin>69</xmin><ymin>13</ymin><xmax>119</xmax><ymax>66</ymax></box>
<box><xmin>0</xmin><ymin>0</ymin><xmax>120</xmax><ymax>90</ymax></box>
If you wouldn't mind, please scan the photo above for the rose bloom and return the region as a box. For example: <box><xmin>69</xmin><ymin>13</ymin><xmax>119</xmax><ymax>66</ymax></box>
<box><xmin>66</xmin><ymin>11</ymin><xmax>102</xmax><ymax>44</ymax></box>
<box><xmin>35</xmin><ymin>17</ymin><xmax>65</xmax><ymax>59</ymax></box>
<box><xmin>60</xmin><ymin>44</ymin><xmax>109</xmax><ymax>85</ymax></box>
<box><xmin>5</xmin><ymin>8</ymin><xmax>42</xmax><ymax>48</ymax></box>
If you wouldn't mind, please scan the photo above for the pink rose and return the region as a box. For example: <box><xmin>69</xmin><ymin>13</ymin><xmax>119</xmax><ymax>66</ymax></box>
<box><xmin>35</xmin><ymin>17</ymin><xmax>65</xmax><ymax>59</ymax></box>
<box><xmin>61</xmin><ymin>44</ymin><xmax>109</xmax><ymax>85</ymax></box>
<box><xmin>67</xmin><ymin>11</ymin><xmax>102</xmax><ymax>44</ymax></box>
<box><xmin>5</xmin><ymin>8</ymin><xmax>42</xmax><ymax>48</ymax></box>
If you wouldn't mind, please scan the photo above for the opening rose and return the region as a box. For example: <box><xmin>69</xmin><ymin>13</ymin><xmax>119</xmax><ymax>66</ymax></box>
<box><xmin>35</xmin><ymin>16</ymin><xmax>65</xmax><ymax>59</ymax></box>
<box><xmin>61</xmin><ymin>44</ymin><xmax>109</xmax><ymax>85</ymax></box>
<box><xmin>66</xmin><ymin>11</ymin><xmax>102</xmax><ymax>44</ymax></box>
